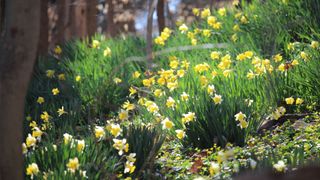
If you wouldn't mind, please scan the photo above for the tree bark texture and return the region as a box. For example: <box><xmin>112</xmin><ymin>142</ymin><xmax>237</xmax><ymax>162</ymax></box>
<box><xmin>38</xmin><ymin>0</ymin><xmax>48</xmax><ymax>56</ymax></box>
<box><xmin>0</xmin><ymin>0</ymin><xmax>40</xmax><ymax>179</ymax></box>
<box><xmin>157</xmin><ymin>0</ymin><xmax>165</xmax><ymax>33</ymax></box>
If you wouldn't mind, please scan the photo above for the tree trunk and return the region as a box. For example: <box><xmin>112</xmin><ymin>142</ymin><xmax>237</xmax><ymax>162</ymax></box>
<box><xmin>0</xmin><ymin>0</ymin><xmax>5</xmax><ymax>33</ymax></box>
<box><xmin>146</xmin><ymin>0</ymin><xmax>158</xmax><ymax>70</ymax></box>
<box><xmin>0</xmin><ymin>0</ymin><xmax>40</xmax><ymax>179</ymax></box>
<box><xmin>55</xmin><ymin>0</ymin><xmax>66</xmax><ymax>44</ymax></box>
<box><xmin>37</xmin><ymin>0</ymin><xmax>48</xmax><ymax>56</ymax></box>
<box><xmin>106</xmin><ymin>0</ymin><xmax>116</xmax><ymax>37</ymax></box>
<box><xmin>86</xmin><ymin>0</ymin><xmax>97</xmax><ymax>37</ymax></box>
<box><xmin>157</xmin><ymin>0</ymin><xmax>165</xmax><ymax>33</ymax></box>
<box><xmin>73</xmin><ymin>0</ymin><xmax>87</xmax><ymax>38</ymax></box>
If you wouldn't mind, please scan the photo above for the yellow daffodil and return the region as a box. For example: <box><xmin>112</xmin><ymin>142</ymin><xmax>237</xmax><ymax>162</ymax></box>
<box><xmin>94</xmin><ymin>126</ymin><xmax>105</xmax><ymax>140</ymax></box>
<box><xmin>103</xmin><ymin>47</ymin><xmax>112</xmax><ymax>57</ymax></box>
<box><xmin>63</xmin><ymin>133</ymin><xmax>73</xmax><ymax>144</ymax></box>
<box><xmin>37</xmin><ymin>97</ymin><xmax>45</xmax><ymax>104</ymax></box>
<box><xmin>26</xmin><ymin>163</ymin><xmax>39</xmax><ymax>178</ymax></box>
<box><xmin>76</xmin><ymin>140</ymin><xmax>85</xmax><ymax>153</ymax></box>
<box><xmin>175</xmin><ymin>129</ymin><xmax>185</xmax><ymax>139</ymax></box>
<box><xmin>161</xmin><ymin>118</ymin><xmax>174</xmax><ymax>129</ymax></box>
<box><xmin>57</xmin><ymin>106</ymin><xmax>67</xmax><ymax>117</ymax></box>
<box><xmin>67</xmin><ymin>157</ymin><xmax>80</xmax><ymax>173</ymax></box>
<box><xmin>52</xmin><ymin>88</ymin><xmax>60</xmax><ymax>95</ymax></box>
<box><xmin>92</xmin><ymin>40</ymin><xmax>100</xmax><ymax>49</ymax></box>
<box><xmin>54</xmin><ymin>45</ymin><xmax>62</xmax><ymax>55</ymax></box>
<box><xmin>296</xmin><ymin>98</ymin><xmax>303</xmax><ymax>105</ymax></box>
<box><xmin>113</xmin><ymin>138</ymin><xmax>129</xmax><ymax>155</ymax></box>
<box><xmin>285</xmin><ymin>97</ymin><xmax>294</xmax><ymax>105</ymax></box>
<box><xmin>235</xmin><ymin>112</ymin><xmax>246</xmax><ymax>121</ymax></box>
<box><xmin>213</xmin><ymin>94</ymin><xmax>223</xmax><ymax>105</ymax></box>
<box><xmin>119</xmin><ymin>109</ymin><xmax>129</xmax><ymax>121</ymax></box>
<box><xmin>26</xmin><ymin>134</ymin><xmax>36</xmax><ymax>148</ymax></box>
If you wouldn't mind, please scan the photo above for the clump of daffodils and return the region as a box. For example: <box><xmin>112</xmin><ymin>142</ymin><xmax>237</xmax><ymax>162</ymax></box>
<box><xmin>154</xmin><ymin>27</ymin><xmax>172</xmax><ymax>46</ymax></box>
<box><xmin>235</xmin><ymin>112</ymin><xmax>248</xmax><ymax>129</ymax></box>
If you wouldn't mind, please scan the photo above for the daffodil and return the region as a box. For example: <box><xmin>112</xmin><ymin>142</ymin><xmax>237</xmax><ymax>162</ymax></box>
<box><xmin>124</xmin><ymin>161</ymin><xmax>136</xmax><ymax>174</ymax></box>
<box><xmin>311</xmin><ymin>41</ymin><xmax>319</xmax><ymax>49</ymax></box>
<box><xmin>179</xmin><ymin>24</ymin><xmax>188</xmax><ymax>33</ymax></box>
<box><xmin>273</xmin><ymin>160</ymin><xmax>286</xmax><ymax>172</ymax></box>
<box><xmin>132</xmin><ymin>71</ymin><xmax>141</xmax><ymax>79</ymax></box>
<box><xmin>285</xmin><ymin>97</ymin><xmax>294</xmax><ymax>105</ymax></box>
<box><xmin>213</xmin><ymin>94</ymin><xmax>223</xmax><ymax>105</ymax></box>
<box><xmin>182</xmin><ymin>112</ymin><xmax>196</xmax><ymax>124</ymax></box>
<box><xmin>26</xmin><ymin>134</ymin><xmax>36</xmax><ymax>148</ymax></box>
<box><xmin>210</xmin><ymin>51</ymin><xmax>220</xmax><ymax>60</ymax></box>
<box><xmin>273</xmin><ymin>54</ymin><xmax>283</xmax><ymax>62</ymax></box>
<box><xmin>52</xmin><ymin>88</ymin><xmax>60</xmax><ymax>95</ymax></box>
<box><xmin>166</xmin><ymin>97</ymin><xmax>176</xmax><ymax>109</ymax></box>
<box><xmin>54</xmin><ymin>45</ymin><xmax>62</xmax><ymax>54</ymax></box>
<box><xmin>122</xmin><ymin>101</ymin><xmax>135</xmax><ymax>111</ymax></box>
<box><xmin>37</xmin><ymin>97</ymin><xmax>45</xmax><ymax>104</ymax></box>
<box><xmin>209</xmin><ymin>162</ymin><xmax>220</xmax><ymax>176</ymax></box>
<box><xmin>296</xmin><ymin>98</ymin><xmax>303</xmax><ymax>105</ymax></box>
<box><xmin>235</xmin><ymin>112</ymin><xmax>246</xmax><ymax>121</ymax></box>
<box><xmin>67</xmin><ymin>157</ymin><xmax>80</xmax><ymax>173</ymax></box>
<box><xmin>103</xmin><ymin>47</ymin><xmax>112</xmax><ymax>57</ymax></box>
<box><xmin>118</xmin><ymin>109</ymin><xmax>129</xmax><ymax>120</ymax></box>
<box><xmin>180</xmin><ymin>92</ymin><xmax>189</xmax><ymax>101</ymax></box>
<box><xmin>94</xmin><ymin>126</ymin><xmax>105</xmax><ymax>140</ymax></box>
<box><xmin>46</xmin><ymin>70</ymin><xmax>55</xmax><ymax>78</ymax></box>
<box><xmin>129</xmin><ymin>87</ymin><xmax>137</xmax><ymax>97</ymax></box>
<box><xmin>58</xmin><ymin>73</ymin><xmax>66</xmax><ymax>81</ymax></box>
<box><xmin>92</xmin><ymin>40</ymin><xmax>100</xmax><ymax>49</ymax></box>
<box><xmin>113</xmin><ymin>138</ymin><xmax>129</xmax><ymax>155</ymax></box>
<box><xmin>201</xmin><ymin>8</ymin><xmax>211</xmax><ymax>18</ymax></box>
<box><xmin>40</xmin><ymin>111</ymin><xmax>50</xmax><ymax>123</ymax></box>
<box><xmin>76</xmin><ymin>139</ymin><xmax>85</xmax><ymax>153</ymax></box>
<box><xmin>108</xmin><ymin>123</ymin><xmax>122</xmax><ymax>137</ymax></box>
<box><xmin>113</xmin><ymin>77</ymin><xmax>122</xmax><ymax>84</ymax></box>
<box><xmin>192</xmin><ymin>8</ymin><xmax>200</xmax><ymax>16</ymax></box>
<box><xmin>26</xmin><ymin>163</ymin><xmax>39</xmax><ymax>178</ymax></box>
<box><xmin>218</xmin><ymin>7</ymin><xmax>226</xmax><ymax>16</ymax></box>
<box><xmin>57</xmin><ymin>106</ymin><xmax>67</xmax><ymax>117</ymax></box>
<box><xmin>207</xmin><ymin>85</ymin><xmax>215</xmax><ymax>95</ymax></box>
<box><xmin>161</xmin><ymin>118</ymin><xmax>174</xmax><ymax>129</ymax></box>
<box><xmin>175</xmin><ymin>130</ymin><xmax>185</xmax><ymax>139</ymax></box>
<box><xmin>75</xmin><ymin>75</ymin><xmax>81</xmax><ymax>82</ymax></box>
<box><xmin>63</xmin><ymin>133</ymin><xmax>73</xmax><ymax>144</ymax></box>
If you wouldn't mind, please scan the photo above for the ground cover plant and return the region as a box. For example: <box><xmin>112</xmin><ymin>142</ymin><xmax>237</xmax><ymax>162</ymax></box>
<box><xmin>23</xmin><ymin>0</ymin><xmax>320</xmax><ymax>179</ymax></box>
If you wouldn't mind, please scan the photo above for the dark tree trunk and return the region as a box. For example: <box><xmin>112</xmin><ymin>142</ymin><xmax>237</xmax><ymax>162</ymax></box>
<box><xmin>55</xmin><ymin>0</ymin><xmax>66</xmax><ymax>44</ymax></box>
<box><xmin>38</xmin><ymin>0</ymin><xmax>48</xmax><ymax>56</ymax></box>
<box><xmin>0</xmin><ymin>0</ymin><xmax>40</xmax><ymax>179</ymax></box>
<box><xmin>86</xmin><ymin>0</ymin><xmax>97</xmax><ymax>37</ymax></box>
<box><xmin>106</xmin><ymin>0</ymin><xmax>116</xmax><ymax>37</ymax></box>
<box><xmin>0</xmin><ymin>0</ymin><xmax>5</xmax><ymax>33</ymax></box>
<box><xmin>157</xmin><ymin>0</ymin><xmax>165</xmax><ymax>33</ymax></box>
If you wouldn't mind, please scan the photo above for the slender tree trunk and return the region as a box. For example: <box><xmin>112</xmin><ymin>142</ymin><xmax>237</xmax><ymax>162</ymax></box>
<box><xmin>55</xmin><ymin>0</ymin><xmax>66</xmax><ymax>44</ymax></box>
<box><xmin>0</xmin><ymin>0</ymin><xmax>40</xmax><ymax>179</ymax></box>
<box><xmin>38</xmin><ymin>0</ymin><xmax>48</xmax><ymax>56</ymax></box>
<box><xmin>0</xmin><ymin>0</ymin><xmax>5</xmax><ymax>33</ymax></box>
<box><xmin>86</xmin><ymin>0</ymin><xmax>97</xmax><ymax>37</ymax></box>
<box><xmin>106</xmin><ymin>0</ymin><xmax>116</xmax><ymax>37</ymax></box>
<box><xmin>146</xmin><ymin>0</ymin><xmax>158</xmax><ymax>71</ymax></box>
<box><xmin>157</xmin><ymin>0</ymin><xmax>165</xmax><ymax>33</ymax></box>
